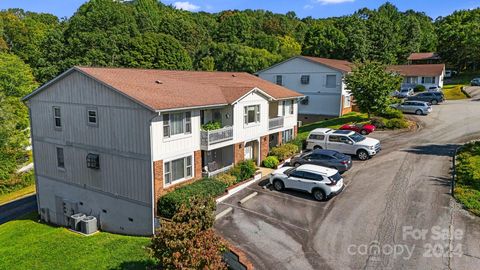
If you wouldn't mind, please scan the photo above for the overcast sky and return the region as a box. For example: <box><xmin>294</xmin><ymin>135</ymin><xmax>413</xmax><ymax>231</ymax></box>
<box><xmin>0</xmin><ymin>0</ymin><xmax>478</xmax><ymax>19</ymax></box>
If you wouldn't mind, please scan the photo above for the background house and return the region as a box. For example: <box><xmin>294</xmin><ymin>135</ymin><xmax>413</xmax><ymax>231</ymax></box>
<box><xmin>407</xmin><ymin>52</ymin><xmax>442</xmax><ymax>65</ymax></box>
<box><xmin>23</xmin><ymin>67</ymin><xmax>302</xmax><ymax>236</ymax></box>
<box><xmin>257</xmin><ymin>56</ymin><xmax>354</xmax><ymax>123</ymax></box>
<box><xmin>388</xmin><ymin>64</ymin><xmax>445</xmax><ymax>89</ymax></box>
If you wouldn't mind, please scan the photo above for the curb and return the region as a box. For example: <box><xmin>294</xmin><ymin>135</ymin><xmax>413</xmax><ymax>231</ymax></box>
<box><xmin>215</xmin><ymin>207</ymin><xmax>233</xmax><ymax>220</ymax></box>
<box><xmin>239</xmin><ymin>192</ymin><xmax>258</xmax><ymax>205</ymax></box>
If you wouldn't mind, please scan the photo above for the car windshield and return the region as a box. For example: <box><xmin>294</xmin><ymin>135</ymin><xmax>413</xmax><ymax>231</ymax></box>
<box><xmin>349</xmin><ymin>133</ymin><xmax>365</xmax><ymax>142</ymax></box>
<box><xmin>401</xmin><ymin>89</ymin><xmax>409</xmax><ymax>92</ymax></box>
<box><xmin>329</xmin><ymin>172</ymin><xmax>342</xmax><ymax>182</ymax></box>
<box><xmin>284</xmin><ymin>168</ymin><xmax>295</xmax><ymax>175</ymax></box>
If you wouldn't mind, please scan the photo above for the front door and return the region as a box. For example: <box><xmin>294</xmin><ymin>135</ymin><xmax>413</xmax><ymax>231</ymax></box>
<box><xmin>244</xmin><ymin>144</ymin><xmax>253</xmax><ymax>160</ymax></box>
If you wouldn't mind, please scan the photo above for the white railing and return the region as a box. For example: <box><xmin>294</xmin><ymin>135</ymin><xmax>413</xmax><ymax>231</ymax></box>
<box><xmin>203</xmin><ymin>164</ymin><xmax>234</xmax><ymax>178</ymax></box>
<box><xmin>269</xmin><ymin>116</ymin><xmax>285</xmax><ymax>130</ymax></box>
<box><xmin>200</xmin><ymin>126</ymin><xmax>234</xmax><ymax>147</ymax></box>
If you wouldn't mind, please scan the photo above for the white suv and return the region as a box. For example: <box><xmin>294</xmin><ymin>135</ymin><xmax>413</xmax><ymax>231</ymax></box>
<box><xmin>269</xmin><ymin>164</ymin><xmax>344</xmax><ymax>201</ymax></box>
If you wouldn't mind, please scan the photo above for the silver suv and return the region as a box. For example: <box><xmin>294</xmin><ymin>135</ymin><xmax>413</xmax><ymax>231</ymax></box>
<box><xmin>391</xmin><ymin>101</ymin><xmax>432</xmax><ymax>115</ymax></box>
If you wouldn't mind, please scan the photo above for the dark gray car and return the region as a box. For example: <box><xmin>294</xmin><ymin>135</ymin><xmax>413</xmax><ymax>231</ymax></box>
<box><xmin>290</xmin><ymin>149</ymin><xmax>352</xmax><ymax>173</ymax></box>
<box><xmin>406</xmin><ymin>91</ymin><xmax>444</xmax><ymax>105</ymax></box>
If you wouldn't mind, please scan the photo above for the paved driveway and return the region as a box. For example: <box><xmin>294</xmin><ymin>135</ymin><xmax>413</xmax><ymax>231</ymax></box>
<box><xmin>215</xmin><ymin>97</ymin><xmax>480</xmax><ymax>270</ymax></box>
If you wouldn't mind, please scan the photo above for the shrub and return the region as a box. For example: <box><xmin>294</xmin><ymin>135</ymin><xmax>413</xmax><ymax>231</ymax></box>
<box><xmin>370</xmin><ymin>117</ymin><xmax>387</xmax><ymax>129</ymax></box>
<box><xmin>269</xmin><ymin>143</ymin><xmax>299</xmax><ymax>161</ymax></box>
<box><xmin>262</xmin><ymin>156</ymin><xmax>279</xmax><ymax>169</ymax></box>
<box><xmin>214</xmin><ymin>173</ymin><xmax>237</xmax><ymax>187</ymax></box>
<box><xmin>414</xmin><ymin>85</ymin><xmax>426</xmax><ymax>92</ymax></box>
<box><xmin>378</xmin><ymin>107</ymin><xmax>404</xmax><ymax>119</ymax></box>
<box><xmin>157</xmin><ymin>178</ymin><xmax>227</xmax><ymax>219</ymax></box>
<box><xmin>201</xmin><ymin>121</ymin><xmax>222</xmax><ymax>131</ymax></box>
<box><xmin>151</xmin><ymin>197</ymin><xmax>227</xmax><ymax>270</ymax></box>
<box><xmin>230</xmin><ymin>160</ymin><xmax>256</xmax><ymax>182</ymax></box>
<box><xmin>385</xmin><ymin>118</ymin><xmax>409</xmax><ymax>129</ymax></box>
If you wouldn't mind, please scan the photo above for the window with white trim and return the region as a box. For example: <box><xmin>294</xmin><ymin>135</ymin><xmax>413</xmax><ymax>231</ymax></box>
<box><xmin>421</xmin><ymin>77</ymin><xmax>435</xmax><ymax>84</ymax></box>
<box><xmin>163</xmin><ymin>112</ymin><xmax>192</xmax><ymax>138</ymax></box>
<box><xmin>244</xmin><ymin>105</ymin><xmax>260</xmax><ymax>124</ymax></box>
<box><xmin>53</xmin><ymin>106</ymin><xmax>61</xmax><ymax>130</ymax></box>
<box><xmin>87</xmin><ymin>108</ymin><xmax>98</xmax><ymax>126</ymax></box>
<box><xmin>404</xmin><ymin>76</ymin><xmax>418</xmax><ymax>84</ymax></box>
<box><xmin>301</xmin><ymin>75</ymin><xmax>310</xmax><ymax>85</ymax></box>
<box><xmin>326</xmin><ymin>75</ymin><xmax>337</xmax><ymax>88</ymax></box>
<box><xmin>282</xmin><ymin>100</ymin><xmax>294</xmax><ymax>115</ymax></box>
<box><xmin>276</xmin><ymin>75</ymin><xmax>283</xmax><ymax>86</ymax></box>
<box><xmin>56</xmin><ymin>147</ymin><xmax>65</xmax><ymax>169</ymax></box>
<box><xmin>164</xmin><ymin>156</ymin><xmax>193</xmax><ymax>185</ymax></box>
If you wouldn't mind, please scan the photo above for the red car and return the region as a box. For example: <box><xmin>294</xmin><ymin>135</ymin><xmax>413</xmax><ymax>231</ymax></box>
<box><xmin>339</xmin><ymin>123</ymin><xmax>376</xmax><ymax>135</ymax></box>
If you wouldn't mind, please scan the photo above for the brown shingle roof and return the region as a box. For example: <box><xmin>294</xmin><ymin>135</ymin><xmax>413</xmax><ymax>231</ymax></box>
<box><xmin>76</xmin><ymin>67</ymin><xmax>303</xmax><ymax>111</ymax></box>
<box><xmin>301</xmin><ymin>56</ymin><xmax>353</xmax><ymax>73</ymax></box>
<box><xmin>407</xmin><ymin>52</ymin><xmax>441</xmax><ymax>61</ymax></box>
<box><xmin>387</xmin><ymin>64</ymin><xmax>445</xmax><ymax>77</ymax></box>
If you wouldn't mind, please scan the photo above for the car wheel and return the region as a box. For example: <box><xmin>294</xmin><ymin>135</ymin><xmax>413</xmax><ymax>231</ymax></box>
<box><xmin>357</xmin><ymin>150</ymin><xmax>369</xmax><ymax>161</ymax></box>
<box><xmin>312</xmin><ymin>189</ymin><xmax>326</xmax><ymax>201</ymax></box>
<box><xmin>313</xmin><ymin>145</ymin><xmax>322</xmax><ymax>150</ymax></box>
<box><xmin>415</xmin><ymin>109</ymin><xmax>423</xmax><ymax>115</ymax></box>
<box><xmin>273</xmin><ymin>180</ymin><xmax>284</xmax><ymax>191</ymax></box>
<box><xmin>360</xmin><ymin>129</ymin><xmax>368</xmax><ymax>135</ymax></box>
<box><xmin>431</xmin><ymin>99</ymin><xmax>438</xmax><ymax>105</ymax></box>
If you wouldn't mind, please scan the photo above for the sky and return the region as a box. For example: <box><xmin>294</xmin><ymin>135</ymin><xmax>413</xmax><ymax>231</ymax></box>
<box><xmin>0</xmin><ymin>0</ymin><xmax>478</xmax><ymax>19</ymax></box>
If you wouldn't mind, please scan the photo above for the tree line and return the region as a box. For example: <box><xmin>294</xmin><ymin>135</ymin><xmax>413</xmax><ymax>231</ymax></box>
<box><xmin>0</xmin><ymin>0</ymin><xmax>479</xmax><ymax>183</ymax></box>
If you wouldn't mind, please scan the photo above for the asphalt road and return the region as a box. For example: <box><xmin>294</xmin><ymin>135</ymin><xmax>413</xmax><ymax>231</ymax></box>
<box><xmin>0</xmin><ymin>194</ymin><xmax>37</xmax><ymax>225</ymax></box>
<box><xmin>215</xmin><ymin>90</ymin><xmax>480</xmax><ymax>270</ymax></box>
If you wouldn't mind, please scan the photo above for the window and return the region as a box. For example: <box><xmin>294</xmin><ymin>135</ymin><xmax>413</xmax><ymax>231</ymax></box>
<box><xmin>86</xmin><ymin>153</ymin><xmax>100</xmax><ymax>169</ymax></box>
<box><xmin>276</xmin><ymin>75</ymin><xmax>283</xmax><ymax>86</ymax></box>
<box><xmin>328</xmin><ymin>135</ymin><xmax>341</xmax><ymax>143</ymax></box>
<box><xmin>326</xmin><ymin>75</ymin><xmax>337</xmax><ymax>88</ymax></box>
<box><xmin>344</xmin><ymin>95</ymin><xmax>351</xmax><ymax>108</ymax></box>
<box><xmin>422</xmin><ymin>77</ymin><xmax>435</xmax><ymax>84</ymax></box>
<box><xmin>164</xmin><ymin>156</ymin><xmax>193</xmax><ymax>185</ymax></box>
<box><xmin>301</xmin><ymin>75</ymin><xmax>310</xmax><ymax>85</ymax></box>
<box><xmin>87</xmin><ymin>108</ymin><xmax>98</xmax><ymax>126</ymax></box>
<box><xmin>282</xmin><ymin>100</ymin><xmax>294</xmax><ymax>116</ymax></box>
<box><xmin>56</xmin><ymin>147</ymin><xmax>64</xmax><ymax>169</ymax></box>
<box><xmin>303</xmin><ymin>172</ymin><xmax>323</xmax><ymax>181</ymax></box>
<box><xmin>53</xmin><ymin>106</ymin><xmax>61</xmax><ymax>129</ymax></box>
<box><xmin>289</xmin><ymin>170</ymin><xmax>304</xmax><ymax>178</ymax></box>
<box><xmin>309</xmin><ymin>134</ymin><xmax>325</xmax><ymax>140</ymax></box>
<box><xmin>163</xmin><ymin>112</ymin><xmax>192</xmax><ymax>138</ymax></box>
<box><xmin>300</xmin><ymin>96</ymin><xmax>309</xmax><ymax>105</ymax></box>
<box><xmin>282</xmin><ymin>129</ymin><xmax>293</xmax><ymax>144</ymax></box>
<box><xmin>244</xmin><ymin>105</ymin><xmax>260</xmax><ymax>125</ymax></box>
<box><xmin>404</xmin><ymin>76</ymin><xmax>418</xmax><ymax>84</ymax></box>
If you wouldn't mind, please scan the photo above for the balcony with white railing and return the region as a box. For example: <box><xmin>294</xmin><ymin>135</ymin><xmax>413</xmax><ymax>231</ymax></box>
<box><xmin>200</xmin><ymin>126</ymin><xmax>234</xmax><ymax>149</ymax></box>
<box><xmin>269</xmin><ymin>116</ymin><xmax>284</xmax><ymax>130</ymax></box>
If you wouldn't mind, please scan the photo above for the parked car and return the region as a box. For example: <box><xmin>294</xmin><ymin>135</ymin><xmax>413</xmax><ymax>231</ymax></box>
<box><xmin>340</xmin><ymin>123</ymin><xmax>376</xmax><ymax>135</ymax></box>
<box><xmin>269</xmin><ymin>164</ymin><xmax>344</xmax><ymax>201</ymax></box>
<box><xmin>397</xmin><ymin>88</ymin><xmax>414</xmax><ymax>98</ymax></box>
<box><xmin>290</xmin><ymin>149</ymin><xmax>352</xmax><ymax>173</ymax></box>
<box><xmin>427</xmin><ymin>86</ymin><xmax>442</xmax><ymax>92</ymax></box>
<box><xmin>306</xmin><ymin>129</ymin><xmax>381</xmax><ymax>161</ymax></box>
<box><xmin>406</xmin><ymin>91</ymin><xmax>445</xmax><ymax>105</ymax></box>
<box><xmin>391</xmin><ymin>101</ymin><xmax>432</xmax><ymax>115</ymax></box>
<box><xmin>471</xmin><ymin>78</ymin><xmax>480</xmax><ymax>86</ymax></box>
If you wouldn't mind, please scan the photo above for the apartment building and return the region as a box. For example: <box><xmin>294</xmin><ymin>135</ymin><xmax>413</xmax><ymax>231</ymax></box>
<box><xmin>23</xmin><ymin>67</ymin><xmax>302</xmax><ymax>235</ymax></box>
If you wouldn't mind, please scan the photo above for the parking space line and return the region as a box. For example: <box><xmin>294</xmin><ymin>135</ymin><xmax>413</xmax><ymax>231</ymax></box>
<box><xmin>219</xmin><ymin>202</ymin><xmax>310</xmax><ymax>232</ymax></box>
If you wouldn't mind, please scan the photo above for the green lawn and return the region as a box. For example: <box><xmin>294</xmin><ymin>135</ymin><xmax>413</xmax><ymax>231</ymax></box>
<box><xmin>0</xmin><ymin>213</ymin><xmax>155</xmax><ymax>270</ymax></box>
<box><xmin>297</xmin><ymin>112</ymin><xmax>369</xmax><ymax>140</ymax></box>
<box><xmin>443</xmin><ymin>85</ymin><xmax>469</xmax><ymax>100</ymax></box>
<box><xmin>455</xmin><ymin>142</ymin><xmax>480</xmax><ymax>216</ymax></box>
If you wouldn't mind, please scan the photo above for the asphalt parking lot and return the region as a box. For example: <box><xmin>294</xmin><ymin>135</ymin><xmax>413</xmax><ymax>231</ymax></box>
<box><xmin>215</xmin><ymin>93</ymin><xmax>480</xmax><ymax>270</ymax></box>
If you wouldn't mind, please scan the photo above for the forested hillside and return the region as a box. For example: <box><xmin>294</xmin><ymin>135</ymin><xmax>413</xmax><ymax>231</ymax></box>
<box><xmin>0</xmin><ymin>0</ymin><xmax>479</xmax><ymax>191</ymax></box>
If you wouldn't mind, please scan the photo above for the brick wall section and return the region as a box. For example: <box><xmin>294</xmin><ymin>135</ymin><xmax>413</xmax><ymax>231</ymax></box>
<box><xmin>234</xmin><ymin>142</ymin><xmax>244</xmax><ymax>163</ymax></box>
<box><xmin>278</xmin><ymin>131</ymin><xmax>283</xmax><ymax>145</ymax></box>
<box><xmin>341</xmin><ymin>95</ymin><xmax>353</xmax><ymax>115</ymax></box>
<box><xmin>293</xmin><ymin>125</ymin><xmax>298</xmax><ymax>138</ymax></box>
<box><xmin>260</xmin><ymin>135</ymin><xmax>269</xmax><ymax>162</ymax></box>
<box><xmin>153</xmin><ymin>150</ymin><xmax>203</xmax><ymax>216</ymax></box>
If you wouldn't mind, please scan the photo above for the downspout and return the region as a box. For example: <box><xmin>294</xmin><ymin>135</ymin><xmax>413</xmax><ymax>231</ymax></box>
<box><xmin>149</xmin><ymin>112</ymin><xmax>160</xmax><ymax>235</ymax></box>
